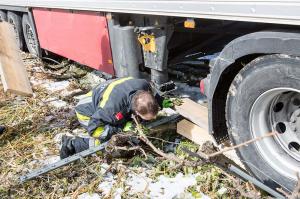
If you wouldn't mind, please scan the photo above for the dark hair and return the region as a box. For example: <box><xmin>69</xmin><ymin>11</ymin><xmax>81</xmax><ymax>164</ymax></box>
<box><xmin>132</xmin><ymin>90</ymin><xmax>159</xmax><ymax>116</ymax></box>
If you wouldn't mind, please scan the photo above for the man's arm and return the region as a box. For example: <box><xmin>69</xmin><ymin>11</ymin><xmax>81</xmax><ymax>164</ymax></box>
<box><xmin>87</xmin><ymin>108</ymin><xmax>113</xmax><ymax>134</ymax></box>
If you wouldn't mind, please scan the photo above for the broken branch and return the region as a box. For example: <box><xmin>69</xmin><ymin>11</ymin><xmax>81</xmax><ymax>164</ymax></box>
<box><xmin>200</xmin><ymin>132</ymin><xmax>277</xmax><ymax>160</ymax></box>
<box><xmin>132</xmin><ymin>115</ymin><xmax>185</xmax><ymax>164</ymax></box>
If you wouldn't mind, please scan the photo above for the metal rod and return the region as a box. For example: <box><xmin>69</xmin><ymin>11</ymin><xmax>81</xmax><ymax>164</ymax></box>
<box><xmin>229</xmin><ymin>165</ymin><xmax>285</xmax><ymax>199</ymax></box>
<box><xmin>19</xmin><ymin>142</ymin><xmax>108</xmax><ymax>183</ymax></box>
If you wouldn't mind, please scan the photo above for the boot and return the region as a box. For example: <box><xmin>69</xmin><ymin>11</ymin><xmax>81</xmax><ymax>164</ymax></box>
<box><xmin>60</xmin><ymin>135</ymin><xmax>90</xmax><ymax>159</ymax></box>
<box><xmin>60</xmin><ymin>135</ymin><xmax>76</xmax><ymax>159</ymax></box>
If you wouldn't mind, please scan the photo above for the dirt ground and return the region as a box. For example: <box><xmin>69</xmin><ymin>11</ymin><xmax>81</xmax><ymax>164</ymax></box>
<box><xmin>0</xmin><ymin>53</ymin><xmax>265</xmax><ymax>199</ymax></box>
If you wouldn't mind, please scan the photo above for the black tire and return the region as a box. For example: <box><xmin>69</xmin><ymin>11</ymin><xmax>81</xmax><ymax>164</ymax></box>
<box><xmin>22</xmin><ymin>14</ymin><xmax>40</xmax><ymax>56</ymax></box>
<box><xmin>7</xmin><ymin>11</ymin><xmax>24</xmax><ymax>50</ymax></box>
<box><xmin>0</xmin><ymin>10</ymin><xmax>7</xmax><ymax>21</ymax></box>
<box><xmin>226</xmin><ymin>54</ymin><xmax>299</xmax><ymax>192</ymax></box>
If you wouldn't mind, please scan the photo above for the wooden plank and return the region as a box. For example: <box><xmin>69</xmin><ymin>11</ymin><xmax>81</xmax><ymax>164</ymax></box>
<box><xmin>175</xmin><ymin>98</ymin><xmax>208</xmax><ymax>130</ymax></box>
<box><xmin>177</xmin><ymin>119</ymin><xmax>245</xmax><ymax>169</ymax></box>
<box><xmin>177</xmin><ymin>119</ymin><xmax>213</xmax><ymax>146</ymax></box>
<box><xmin>176</xmin><ymin>119</ymin><xmax>245</xmax><ymax>168</ymax></box>
<box><xmin>0</xmin><ymin>22</ymin><xmax>32</xmax><ymax>96</ymax></box>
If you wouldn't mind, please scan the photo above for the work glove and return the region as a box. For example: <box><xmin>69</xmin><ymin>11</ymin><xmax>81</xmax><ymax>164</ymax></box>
<box><xmin>162</xmin><ymin>99</ymin><xmax>174</xmax><ymax>108</ymax></box>
<box><xmin>123</xmin><ymin>121</ymin><xmax>134</xmax><ymax>132</ymax></box>
<box><xmin>98</xmin><ymin>124</ymin><xmax>121</xmax><ymax>143</ymax></box>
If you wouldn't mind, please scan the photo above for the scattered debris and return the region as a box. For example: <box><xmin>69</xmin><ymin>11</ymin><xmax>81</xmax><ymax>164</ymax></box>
<box><xmin>79</xmin><ymin>71</ymin><xmax>106</xmax><ymax>89</ymax></box>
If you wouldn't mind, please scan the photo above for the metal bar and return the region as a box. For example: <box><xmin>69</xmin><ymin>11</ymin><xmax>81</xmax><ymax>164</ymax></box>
<box><xmin>229</xmin><ymin>165</ymin><xmax>285</xmax><ymax>199</ymax></box>
<box><xmin>182</xmin><ymin>147</ymin><xmax>286</xmax><ymax>198</ymax></box>
<box><xmin>144</xmin><ymin>114</ymin><xmax>181</xmax><ymax>129</ymax></box>
<box><xmin>2</xmin><ymin>1</ymin><xmax>300</xmax><ymax>25</ymax></box>
<box><xmin>19</xmin><ymin>142</ymin><xmax>108</xmax><ymax>183</ymax></box>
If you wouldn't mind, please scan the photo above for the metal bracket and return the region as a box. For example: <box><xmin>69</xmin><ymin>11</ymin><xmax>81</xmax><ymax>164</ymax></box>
<box><xmin>137</xmin><ymin>33</ymin><xmax>156</xmax><ymax>53</ymax></box>
<box><xmin>19</xmin><ymin>142</ymin><xmax>108</xmax><ymax>183</ymax></box>
<box><xmin>151</xmin><ymin>81</ymin><xmax>177</xmax><ymax>96</ymax></box>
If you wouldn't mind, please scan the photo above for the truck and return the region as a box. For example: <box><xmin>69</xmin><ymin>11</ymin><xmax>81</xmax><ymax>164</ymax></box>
<box><xmin>0</xmin><ymin>0</ymin><xmax>299</xmax><ymax>193</ymax></box>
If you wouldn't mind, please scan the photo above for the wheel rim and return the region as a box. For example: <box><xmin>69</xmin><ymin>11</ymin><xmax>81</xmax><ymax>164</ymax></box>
<box><xmin>25</xmin><ymin>23</ymin><xmax>38</xmax><ymax>54</ymax></box>
<box><xmin>250</xmin><ymin>88</ymin><xmax>300</xmax><ymax>180</ymax></box>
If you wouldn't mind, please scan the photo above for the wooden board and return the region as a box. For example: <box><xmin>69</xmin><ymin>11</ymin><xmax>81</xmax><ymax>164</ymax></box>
<box><xmin>177</xmin><ymin>119</ymin><xmax>214</xmax><ymax>146</ymax></box>
<box><xmin>175</xmin><ymin>98</ymin><xmax>208</xmax><ymax>130</ymax></box>
<box><xmin>0</xmin><ymin>22</ymin><xmax>32</xmax><ymax>96</ymax></box>
<box><xmin>177</xmin><ymin>119</ymin><xmax>245</xmax><ymax>169</ymax></box>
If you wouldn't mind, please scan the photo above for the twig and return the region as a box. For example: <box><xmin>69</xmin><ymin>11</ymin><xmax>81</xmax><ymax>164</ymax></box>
<box><xmin>42</xmin><ymin>57</ymin><xmax>61</xmax><ymax>65</ymax></box>
<box><xmin>133</xmin><ymin>115</ymin><xmax>184</xmax><ymax>164</ymax></box>
<box><xmin>200</xmin><ymin>132</ymin><xmax>277</xmax><ymax>159</ymax></box>
<box><xmin>112</xmin><ymin>146</ymin><xmax>141</xmax><ymax>151</ymax></box>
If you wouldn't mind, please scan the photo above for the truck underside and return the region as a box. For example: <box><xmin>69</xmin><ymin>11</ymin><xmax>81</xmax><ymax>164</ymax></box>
<box><xmin>0</xmin><ymin>1</ymin><xmax>300</xmax><ymax>193</ymax></box>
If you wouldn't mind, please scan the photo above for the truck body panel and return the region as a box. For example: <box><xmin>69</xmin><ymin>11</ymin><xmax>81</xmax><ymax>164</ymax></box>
<box><xmin>1</xmin><ymin>1</ymin><xmax>300</xmax><ymax>25</ymax></box>
<box><xmin>32</xmin><ymin>8</ymin><xmax>114</xmax><ymax>74</ymax></box>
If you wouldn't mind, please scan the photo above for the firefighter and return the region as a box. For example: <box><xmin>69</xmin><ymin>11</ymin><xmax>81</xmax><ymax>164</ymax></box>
<box><xmin>60</xmin><ymin>77</ymin><xmax>171</xmax><ymax>159</ymax></box>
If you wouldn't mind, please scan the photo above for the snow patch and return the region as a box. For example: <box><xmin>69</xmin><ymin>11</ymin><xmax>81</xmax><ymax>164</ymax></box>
<box><xmin>113</xmin><ymin>188</ymin><xmax>124</xmax><ymax>199</ymax></box>
<box><xmin>126</xmin><ymin>172</ymin><xmax>206</xmax><ymax>199</ymax></box>
<box><xmin>50</xmin><ymin>100</ymin><xmax>68</xmax><ymax>108</ymax></box>
<box><xmin>42</xmin><ymin>81</ymin><xmax>70</xmax><ymax>92</ymax></box>
<box><xmin>148</xmin><ymin>173</ymin><xmax>197</xmax><ymax>198</ymax></box>
<box><xmin>98</xmin><ymin>172</ymin><xmax>116</xmax><ymax>196</ymax></box>
<box><xmin>40</xmin><ymin>155</ymin><xmax>60</xmax><ymax>165</ymax></box>
<box><xmin>78</xmin><ymin>193</ymin><xmax>101</xmax><ymax>199</ymax></box>
<box><xmin>126</xmin><ymin>173</ymin><xmax>151</xmax><ymax>194</ymax></box>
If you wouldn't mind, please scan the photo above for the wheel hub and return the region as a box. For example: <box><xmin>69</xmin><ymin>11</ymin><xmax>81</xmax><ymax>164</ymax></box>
<box><xmin>274</xmin><ymin>105</ymin><xmax>300</xmax><ymax>160</ymax></box>
<box><xmin>250</xmin><ymin>88</ymin><xmax>300</xmax><ymax>181</ymax></box>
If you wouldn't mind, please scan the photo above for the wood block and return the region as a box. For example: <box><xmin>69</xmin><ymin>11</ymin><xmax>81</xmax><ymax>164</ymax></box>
<box><xmin>177</xmin><ymin>119</ymin><xmax>213</xmax><ymax>146</ymax></box>
<box><xmin>177</xmin><ymin>119</ymin><xmax>245</xmax><ymax>168</ymax></box>
<box><xmin>175</xmin><ymin>98</ymin><xmax>208</xmax><ymax>130</ymax></box>
<box><xmin>0</xmin><ymin>22</ymin><xmax>32</xmax><ymax>96</ymax></box>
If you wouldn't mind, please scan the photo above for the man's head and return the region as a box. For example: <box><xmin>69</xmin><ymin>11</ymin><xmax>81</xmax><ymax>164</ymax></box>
<box><xmin>132</xmin><ymin>90</ymin><xmax>159</xmax><ymax>120</ymax></box>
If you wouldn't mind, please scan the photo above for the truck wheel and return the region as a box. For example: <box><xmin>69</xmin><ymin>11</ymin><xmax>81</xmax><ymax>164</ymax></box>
<box><xmin>22</xmin><ymin>14</ymin><xmax>40</xmax><ymax>56</ymax></box>
<box><xmin>7</xmin><ymin>11</ymin><xmax>24</xmax><ymax>50</ymax></box>
<box><xmin>226</xmin><ymin>54</ymin><xmax>300</xmax><ymax>192</ymax></box>
<box><xmin>0</xmin><ymin>10</ymin><xmax>7</xmax><ymax>21</ymax></box>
